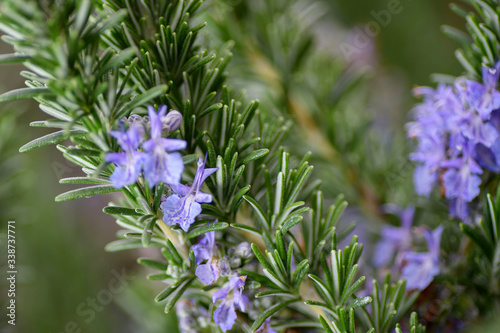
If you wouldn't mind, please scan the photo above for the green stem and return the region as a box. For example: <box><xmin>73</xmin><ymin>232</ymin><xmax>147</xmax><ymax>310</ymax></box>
<box><xmin>157</xmin><ymin>219</ymin><xmax>189</xmax><ymax>261</ymax></box>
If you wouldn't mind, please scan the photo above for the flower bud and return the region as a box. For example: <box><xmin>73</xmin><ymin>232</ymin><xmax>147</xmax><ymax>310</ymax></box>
<box><xmin>218</xmin><ymin>257</ymin><xmax>232</xmax><ymax>276</ymax></box>
<box><xmin>235</xmin><ymin>242</ymin><xmax>252</xmax><ymax>259</ymax></box>
<box><xmin>229</xmin><ymin>256</ymin><xmax>241</xmax><ymax>268</ymax></box>
<box><xmin>162</xmin><ymin>110</ymin><xmax>182</xmax><ymax>133</ymax></box>
<box><xmin>166</xmin><ymin>265</ymin><xmax>181</xmax><ymax>278</ymax></box>
<box><xmin>127</xmin><ymin>114</ymin><xmax>143</xmax><ymax>124</ymax></box>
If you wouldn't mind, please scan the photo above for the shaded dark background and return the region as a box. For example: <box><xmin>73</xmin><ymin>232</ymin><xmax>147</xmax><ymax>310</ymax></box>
<box><xmin>1</xmin><ymin>0</ymin><xmax>488</xmax><ymax>332</ymax></box>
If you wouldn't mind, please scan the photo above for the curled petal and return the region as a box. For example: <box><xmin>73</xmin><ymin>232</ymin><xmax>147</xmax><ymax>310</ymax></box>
<box><xmin>213</xmin><ymin>300</ymin><xmax>237</xmax><ymax>332</ymax></box>
<box><xmin>195</xmin><ymin>191</ymin><xmax>212</xmax><ymax>203</ymax></box>
<box><xmin>192</xmin><ymin>231</ymin><xmax>216</xmax><ymax>264</ymax></box>
<box><xmin>105</xmin><ymin>152</ymin><xmax>127</xmax><ymax>165</ymax></box>
<box><xmin>192</xmin><ymin>243</ymin><xmax>211</xmax><ymax>264</ymax></box>
<box><xmin>212</xmin><ymin>285</ymin><xmax>231</xmax><ymax>303</ymax></box>
<box><xmin>159</xmin><ymin>138</ymin><xmax>188</xmax><ymax>152</ymax></box>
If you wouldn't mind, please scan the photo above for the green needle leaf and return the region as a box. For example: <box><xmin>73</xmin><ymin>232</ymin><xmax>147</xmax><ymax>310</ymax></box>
<box><xmin>249</xmin><ymin>298</ymin><xmax>300</xmax><ymax>332</ymax></box>
<box><xmin>240</xmin><ymin>148</ymin><xmax>269</xmax><ymax>166</ymax></box>
<box><xmin>0</xmin><ymin>53</ymin><xmax>30</xmax><ymax>64</ymax></box>
<box><xmin>186</xmin><ymin>221</ymin><xmax>229</xmax><ymax>239</ymax></box>
<box><xmin>0</xmin><ymin>87</ymin><xmax>50</xmax><ymax>102</ymax></box>
<box><xmin>55</xmin><ymin>185</ymin><xmax>120</xmax><ymax>202</ymax></box>
<box><xmin>137</xmin><ymin>258</ymin><xmax>168</xmax><ymax>271</ymax></box>
<box><xmin>19</xmin><ymin>130</ymin><xmax>86</xmax><ymax>152</ymax></box>
<box><xmin>105</xmin><ymin>239</ymin><xmax>164</xmax><ymax>252</ymax></box>
<box><xmin>103</xmin><ymin>206</ymin><xmax>142</xmax><ymax>216</ymax></box>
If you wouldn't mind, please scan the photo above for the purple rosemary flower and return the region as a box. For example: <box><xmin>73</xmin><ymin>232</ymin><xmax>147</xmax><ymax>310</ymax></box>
<box><xmin>373</xmin><ymin>205</ymin><xmax>415</xmax><ymax>267</ymax></box>
<box><xmin>106</xmin><ymin>122</ymin><xmax>147</xmax><ymax>188</ymax></box>
<box><xmin>408</xmin><ymin>77</ymin><xmax>500</xmax><ymax>220</ymax></box>
<box><xmin>192</xmin><ymin>231</ymin><xmax>220</xmax><ymax>284</ymax></box>
<box><xmin>142</xmin><ymin>105</ymin><xmax>187</xmax><ymax>187</ymax></box>
<box><xmin>162</xmin><ymin>156</ymin><xmax>217</xmax><ymax>232</ymax></box>
<box><xmin>460</xmin><ymin>62</ymin><xmax>500</xmax><ymax>119</ymax></box>
<box><xmin>212</xmin><ymin>275</ymin><xmax>249</xmax><ymax>332</ymax></box>
<box><xmin>441</xmin><ymin>141</ymin><xmax>483</xmax><ymax>220</ymax></box>
<box><xmin>402</xmin><ymin>225</ymin><xmax>443</xmax><ymax>290</ymax></box>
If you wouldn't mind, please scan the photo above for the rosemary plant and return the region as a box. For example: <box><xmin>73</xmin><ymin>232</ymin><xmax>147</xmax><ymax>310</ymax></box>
<box><xmin>2</xmin><ymin>0</ymin><xmax>500</xmax><ymax>332</ymax></box>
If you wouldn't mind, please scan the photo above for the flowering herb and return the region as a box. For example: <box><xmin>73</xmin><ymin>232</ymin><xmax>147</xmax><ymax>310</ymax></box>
<box><xmin>212</xmin><ymin>275</ymin><xmax>248</xmax><ymax>332</ymax></box>
<box><xmin>8</xmin><ymin>0</ymin><xmax>500</xmax><ymax>331</ymax></box>
<box><xmin>162</xmin><ymin>156</ymin><xmax>217</xmax><ymax>232</ymax></box>
<box><xmin>408</xmin><ymin>63</ymin><xmax>500</xmax><ymax>220</ymax></box>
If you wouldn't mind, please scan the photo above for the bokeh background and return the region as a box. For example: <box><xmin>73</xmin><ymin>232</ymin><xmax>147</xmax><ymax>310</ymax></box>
<box><xmin>3</xmin><ymin>0</ymin><xmax>497</xmax><ymax>332</ymax></box>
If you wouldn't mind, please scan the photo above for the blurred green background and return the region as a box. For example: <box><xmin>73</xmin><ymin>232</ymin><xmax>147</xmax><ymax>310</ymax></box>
<box><xmin>3</xmin><ymin>0</ymin><xmax>497</xmax><ymax>332</ymax></box>
<box><xmin>331</xmin><ymin>0</ymin><xmax>461</xmax><ymax>85</ymax></box>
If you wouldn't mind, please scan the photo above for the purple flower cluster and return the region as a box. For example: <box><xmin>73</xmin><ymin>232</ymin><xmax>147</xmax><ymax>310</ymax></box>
<box><xmin>407</xmin><ymin>63</ymin><xmax>500</xmax><ymax>220</ymax></box>
<box><xmin>374</xmin><ymin>205</ymin><xmax>443</xmax><ymax>291</ymax></box>
<box><xmin>191</xmin><ymin>231</ymin><xmax>230</xmax><ymax>284</ymax></box>
<box><xmin>106</xmin><ymin>105</ymin><xmax>185</xmax><ymax>189</ymax></box>
<box><xmin>190</xmin><ymin>231</ymin><xmax>252</xmax><ymax>331</ymax></box>
<box><xmin>107</xmin><ymin>106</ymin><xmax>217</xmax><ymax>232</ymax></box>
